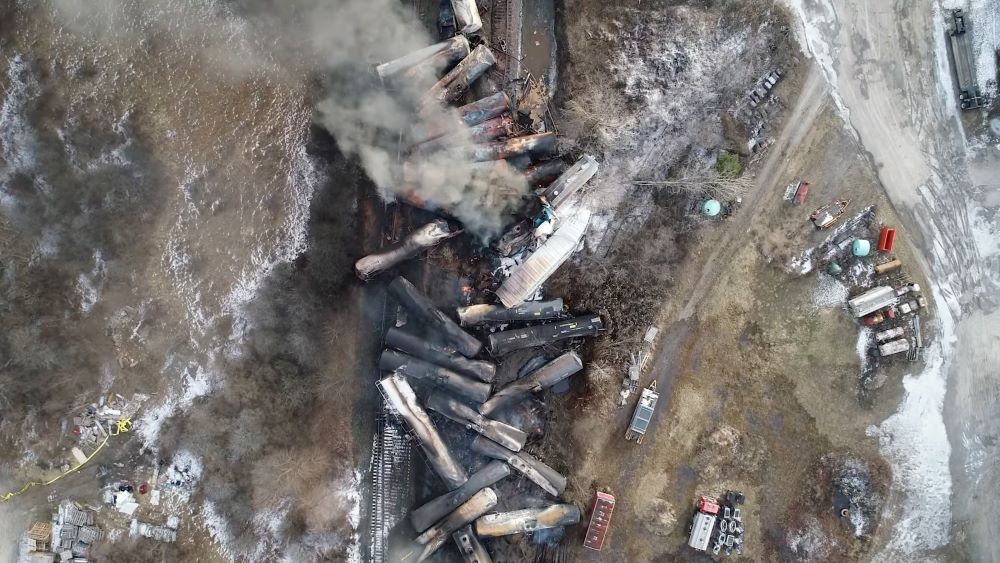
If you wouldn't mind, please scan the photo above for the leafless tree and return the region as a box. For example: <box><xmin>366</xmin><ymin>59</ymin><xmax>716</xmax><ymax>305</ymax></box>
<box><xmin>632</xmin><ymin>174</ymin><xmax>754</xmax><ymax>200</ymax></box>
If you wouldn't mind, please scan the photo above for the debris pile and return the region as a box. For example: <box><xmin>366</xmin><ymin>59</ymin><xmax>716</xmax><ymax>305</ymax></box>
<box><xmin>357</xmin><ymin>10</ymin><xmax>614</xmax><ymax>560</ymax></box>
<box><xmin>619</xmin><ymin>325</ymin><xmax>658</xmax><ymax>406</ymax></box>
<box><xmin>48</xmin><ymin>501</ymin><xmax>101</xmax><ymax>562</ymax></box>
<box><xmin>68</xmin><ymin>393</ymin><xmax>144</xmax><ymax>467</ymax></box>
<box><xmin>373</xmin><ymin>276</ymin><xmax>599</xmax><ymax>561</ymax></box>
<box><xmin>686</xmin><ymin>492</ymin><xmax>746</xmax><ymax>557</ymax></box>
<box><xmin>787</xmin><ymin>200</ymin><xmax>929</xmax><ymax>392</ymax></box>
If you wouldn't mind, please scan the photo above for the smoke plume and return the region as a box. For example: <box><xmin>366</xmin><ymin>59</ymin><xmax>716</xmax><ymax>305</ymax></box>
<box><xmin>311</xmin><ymin>0</ymin><xmax>530</xmax><ymax>239</ymax></box>
<box><xmin>49</xmin><ymin>0</ymin><xmax>529</xmax><ymax>238</ymax></box>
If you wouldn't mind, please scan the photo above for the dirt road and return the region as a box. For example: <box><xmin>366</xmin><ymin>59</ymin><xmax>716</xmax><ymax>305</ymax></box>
<box><xmin>788</xmin><ymin>0</ymin><xmax>1000</xmax><ymax>559</ymax></box>
<box><xmin>575</xmin><ymin>63</ymin><xmax>836</xmax><ymax>560</ymax></box>
<box><xmin>680</xmin><ymin>66</ymin><xmax>828</xmax><ymax>319</ymax></box>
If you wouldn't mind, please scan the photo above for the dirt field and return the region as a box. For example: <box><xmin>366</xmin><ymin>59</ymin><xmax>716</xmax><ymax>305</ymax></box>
<box><xmin>532</xmin><ymin>1</ymin><xmax>938</xmax><ymax>556</ymax></box>
<box><xmin>548</xmin><ymin>98</ymin><xmax>930</xmax><ymax>562</ymax></box>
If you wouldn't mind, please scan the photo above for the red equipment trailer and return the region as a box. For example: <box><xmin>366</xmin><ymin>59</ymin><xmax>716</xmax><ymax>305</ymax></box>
<box><xmin>583</xmin><ymin>491</ymin><xmax>616</xmax><ymax>551</ymax></box>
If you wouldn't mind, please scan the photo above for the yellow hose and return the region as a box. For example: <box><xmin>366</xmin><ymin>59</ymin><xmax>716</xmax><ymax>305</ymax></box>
<box><xmin>0</xmin><ymin>418</ymin><xmax>132</xmax><ymax>502</ymax></box>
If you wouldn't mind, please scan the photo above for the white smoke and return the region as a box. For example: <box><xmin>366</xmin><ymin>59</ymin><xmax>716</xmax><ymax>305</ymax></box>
<box><xmin>311</xmin><ymin>0</ymin><xmax>530</xmax><ymax>239</ymax></box>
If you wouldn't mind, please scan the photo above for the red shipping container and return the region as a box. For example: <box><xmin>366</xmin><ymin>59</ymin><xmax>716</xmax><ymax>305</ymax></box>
<box><xmin>584</xmin><ymin>492</ymin><xmax>616</xmax><ymax>551</ymax></box>
<box><xmin>878</xmin><ymin>227</ymin><xmax>896</xmax><ymax>252</ymax></box>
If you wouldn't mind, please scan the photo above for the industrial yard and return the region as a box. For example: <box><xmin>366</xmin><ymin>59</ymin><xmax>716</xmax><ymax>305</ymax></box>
<box><xmin>2</xmin><ymin>0</ymin><xmax>998</xmax><ymax>562</ymax></box>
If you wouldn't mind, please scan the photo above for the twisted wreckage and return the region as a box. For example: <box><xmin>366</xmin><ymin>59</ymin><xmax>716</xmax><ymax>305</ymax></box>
<box><xmin>357</xmin><ymin>13</ymin><xmax>606</xmax><ymax>562</ymax></box>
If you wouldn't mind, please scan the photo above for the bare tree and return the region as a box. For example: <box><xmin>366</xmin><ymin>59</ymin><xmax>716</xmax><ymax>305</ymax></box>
<box><xmin>631</xmin><ymin>174</ymin><xmax>754</xmax><ymax>200</ymax></box>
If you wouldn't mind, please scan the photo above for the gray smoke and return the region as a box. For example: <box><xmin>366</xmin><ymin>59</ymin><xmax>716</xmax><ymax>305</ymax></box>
<box><xmin>49</xmin><ymin>0</ymin><xmax>529</xmax><ymax>238</ymax></box>
<box><xmin>310</xmin><ymin>0</ymin><xmax>529</xmax><ymax>239</ymax></box>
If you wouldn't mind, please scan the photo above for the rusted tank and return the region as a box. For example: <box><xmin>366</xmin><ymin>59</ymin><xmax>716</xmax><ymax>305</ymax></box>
<box><xmin>457</xmin><ymin>299</ymin><xmax>564</xmax><ymax>326</ymax></box>
<box><xmin>524</xmin><ymin>159</ymin><xmax>568</xmax><ymax>186</ymax></box>
<box><xmin>376</xmin><ymin>36</ymin><xmax>467</xmax><ymax>80</ymax></box>
<box><xmin>452</xmin><ymin>525</ymin><xmax>492</xmax><ymax>563</ymax></box>
<box><xmin>458</xmin><ymin>92</ymin><xmax>510</xmax><ymax>128</ymax></box>
<box><xmin>479</xmin><ymin>352</ymin><xmax>583</xmax><ymax>416</ymax></box>
<box><xmin>410</xmin><ymin>461</ymin><xmax>511</xmax><ymax>533</ymax></box>
<box><xmin>415</xmin><ymin>115</ymin><xmax>517</xmax><ymax>154</ymax></box>
<box><xmin>398</xmin><ymin>35</ymin><xmax>471</xmax><ymax>83</ymax></box>
<box><xmin>460</xmin><ymin>132</ymin><xmax>557</xmax><ymax>162</ymax></box>
<box><xmin>416</xmin><ymin>92</ymin><xmax>511</xmax><ymax>143</ymax></box>
<box><xmin>388</xmin><ymin>276</ymin><xmax>482</xmax><ymax>357</ymax></box>
<box><xmin>874</xmin><ymin>258</ymin><xmax>902</xmax><ymax>275</ymax></box>
<box><xmin>404</xmin><ymin>488</ymin><xmax>498</xmax><ymax>563</ymax></box>
<box><xmin>380</xmin><ymin>349</ymin><xmax>491</xmax><ymax>404</ymax></box>
<box><xmin>471</xmin><ymin>435</ymin><xmax>567</xmax><ymax>496</ymax></box>
<box><xmin>474</xmin><ymin>504</ymin><xmax>581</xmax><ymax>537</ymax></box>
<box><xmin>385</xmin><ymin>327</ymin><xmax>496</xmax><ymax>382</ymax></box>
<box><xmin>451</xmin><ymin>0</ymin><xmax>482</xmax><ymax>34</ymax></box>
<box><xmin>422</xmin><ymin>45</ymin><xmax>496</xmax><ymax>109</ymax></box>
<box><xmin>378</xmin><ymin>375</ymin><xmax>468</xmax><ymax>489</ymax></box>
<box><xmin>355</xmin><ymin>220</ymin><xmax>460</xmax><ymax>280</ymax></box>
<box><xmin>426</xmin><ymin>392</ymin><xmax>528</xmax><ymax>451</ymax></box>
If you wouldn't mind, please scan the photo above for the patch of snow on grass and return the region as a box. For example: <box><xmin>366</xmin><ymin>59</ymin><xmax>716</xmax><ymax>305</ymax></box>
<box><xmin>868</xmin><ymin>284</ymin><xmax>956</xmax><ymax>560</ymax></box>
<box><xmin>856</xmin><ymin>327</ymin><xmax>872</xmax><ymax>371</ymax></box>
<box><xmin>786</xmin><ymin>517</ymin><xmax>833</xmax><ymax>560</ymax></box>
<box><xmin>76</xmin><ymin>250</ymin><xmax>107</xmax><ymax>313</ymax></box>
<box><xmin>811</xmin><ymin>274</ymin><xmax>848</xmax><ymax>309</ymax></box>
<box><xmin>137</xmin><ymin>358</ymin><xmax>215</xmax><ymax>451</ymax></box>
<box><xmin>202</xmin><ymin>500</ymin><xmax>235</xmax><ymax>562</ymax></box>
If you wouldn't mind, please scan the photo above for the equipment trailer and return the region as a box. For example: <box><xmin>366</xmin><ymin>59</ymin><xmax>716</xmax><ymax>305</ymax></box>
<box><xmin>625</xmin><ymin>381</ymin><xmax>659</xmax><ymax>444</ymax></box>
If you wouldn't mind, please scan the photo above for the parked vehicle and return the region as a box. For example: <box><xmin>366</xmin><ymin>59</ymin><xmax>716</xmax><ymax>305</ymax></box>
<box><xmin>625</xmin><ymin>381</ymin><xmax>659</xmax><ymax>444</ymax></box>
<box><xmin>688</xmin><ymin>496</ymin><xmax>719</xmax><ymax>552</ymax></box>
<box><xmin>583</xmin><ymin>491</ymin><xmax>615</xmax><ymax>551</ymax></box>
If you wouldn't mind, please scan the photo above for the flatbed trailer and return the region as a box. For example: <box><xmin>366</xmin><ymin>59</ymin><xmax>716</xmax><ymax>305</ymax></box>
<box><xmin>625</xmin><ymin>381</ymin><xmax>659</xmax><ymax>444</ymax></box>
<box><xmin>947</xmin><ymin>9</ymin><xmax>984</xmax><ymax>109</ymax></box>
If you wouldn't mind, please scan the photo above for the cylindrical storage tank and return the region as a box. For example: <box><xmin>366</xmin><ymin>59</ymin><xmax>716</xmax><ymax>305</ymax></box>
<box><xmin>852</xmin><ymin>239</ymin><xmax>871</xmax><ymax>257</ymax></box>
<box><xmin>702</xmin><ymin>199</ymin><xmax>721</xmax><ymax>217</ymax></box>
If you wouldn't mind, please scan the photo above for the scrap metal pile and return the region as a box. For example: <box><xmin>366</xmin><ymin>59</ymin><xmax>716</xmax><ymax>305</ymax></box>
<box><xmin>357</xmin><ymin>12</ymin><xmax>600</xmax><ymax>295</ymax></box>
<box><xmin>374</xmin><ymin>276</ymin><xmax>598</xmax><ymax>562</ymax></box>
<box><xmin>356</xmin><ymin>8</ymin><xmax>609</xmax><ymax>560</ymax></box>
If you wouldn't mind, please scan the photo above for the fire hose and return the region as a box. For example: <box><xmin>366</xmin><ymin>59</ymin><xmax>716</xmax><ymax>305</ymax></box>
<box><xmin>0</xmin><ymin>418</ymin><xmax>133</xmax><ymax>502</ymax></box>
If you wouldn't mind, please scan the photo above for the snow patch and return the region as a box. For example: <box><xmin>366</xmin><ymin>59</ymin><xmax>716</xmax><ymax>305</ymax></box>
<box><xmin>810</xmin><ymin>274</ymin><xmax>848</xmax><ymax>309</ymax></box>
<box><xmin>202</xmin><ymin>500</ymin><xmax>236</xmax><ymax>561</ymax></box>
<box><xmin>786</xmin><ymin>516</ymin><xmax>833</xmax><ymax>560</ymax></box>
<box><xmin>0</xmin><ymin>54</ymin><xmax>41</xmax><ymax>175</ymax></box>
<box><xmin>137</xmin><ymin>358</ymin><xmax>215</xmax><ymax>450</ymax></box>
<box><xmin>868</xmin><ymin>284</ymin><xmax>956</xmax><ymax>560</ymax></box>
<box><xmin>968</xmin><ymin>205</ymin><xmax>999</xmax><ymax>258</ymax></box>
<box><xmin>222</xmin><ymin>143</ymin><xmax>320</xmax><ymax>314</ymax></box>
<box><xmin>76</xmin><ymin>249</ymin><xmax>107</xmax><ymax>313</ymax></box>
<box><xmin>856</xmin><ymin>327</ymin><xmax>872</xmax><ymax>373</ymax></box>
<box><xmin>784</xmin><ymin>0</ymin><xmax>851</xmax><ymax>119</ymax></box>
